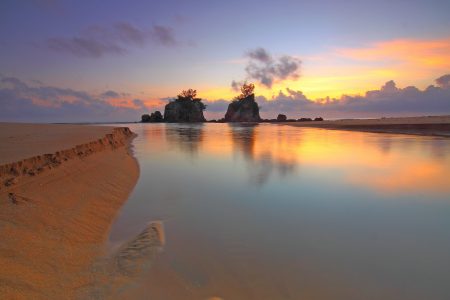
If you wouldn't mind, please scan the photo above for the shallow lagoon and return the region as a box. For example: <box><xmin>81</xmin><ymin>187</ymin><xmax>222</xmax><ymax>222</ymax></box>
<box><xmin>110</xmin><ymin>123</ymin><xmax>450</xmax><ymax>299</ymax></box>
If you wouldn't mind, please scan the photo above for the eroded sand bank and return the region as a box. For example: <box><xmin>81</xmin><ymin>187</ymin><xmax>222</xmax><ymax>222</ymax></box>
<box><xmin>282</xmin><ymin>115</ymin><xmax>450</xmax><ymax>136</ymax></box>
<box><xmin>0</xmin><ymin>123</ymin><xmax>161</xmax><ymax>299</ymax></box>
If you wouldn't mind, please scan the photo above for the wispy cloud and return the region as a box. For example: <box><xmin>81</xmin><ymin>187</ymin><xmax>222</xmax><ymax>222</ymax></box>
<box><xmin>336</xmin><ymin>38</ymin><xmax>450</xmax><ymax>68</ymax></box>
<box><xmin>47</xmin><ymin>22</ymin><xmax>180</xmax><ymax>58</ymax></box>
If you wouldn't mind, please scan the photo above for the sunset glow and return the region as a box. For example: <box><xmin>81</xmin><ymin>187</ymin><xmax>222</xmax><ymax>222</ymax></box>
<box><xmin>1</xmin><ymin>0</ymin><xmax>449</xmax><ymax>121</ymax></box>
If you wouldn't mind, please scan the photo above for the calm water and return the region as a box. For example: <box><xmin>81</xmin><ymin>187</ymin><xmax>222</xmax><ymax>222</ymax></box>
<box><xmin>109</xmin><ymin>123</ymin><xmax>450</xmax><ymax>299</ymax></box>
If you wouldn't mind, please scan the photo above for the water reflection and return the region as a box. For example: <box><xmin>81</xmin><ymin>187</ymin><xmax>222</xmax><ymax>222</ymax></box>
<box><xmin>162</xmin><ymin>123</ymin><xmax>298</xmax><ymax>186</ymax></box>
<box><xmin>110</xmin><ymin>123</ymin><xmax>450</xmax><ymax>299</ymax></box>
<box><xmin>228</xmin><ymin>124</ymin><xmax>297</xmax><ymax>186</ymax></box>
<box><xmin>165</xmin><ymin>124</ymin><xmax>204</xmax><ymax>157</ymax></box>
<box><xmin>139</xmin><ymin>123</ymin><xmax>450</xmax><ymax>194</ymax></box>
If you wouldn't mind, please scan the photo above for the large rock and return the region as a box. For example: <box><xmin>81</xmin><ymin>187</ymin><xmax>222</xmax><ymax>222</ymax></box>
<box><xmin>164</xmin><ymin>99</ymin><xmax>206</xmax><ymax>123</ymax></box>
<box><xmin>141</xmin><ymin>111</ymin><xmax>163</xmax><ymax>123</ymax></box>
<box><xmin>224</xmin><ymin>94</ymin><xmax>261</xmax><ymax>122</ymax></box>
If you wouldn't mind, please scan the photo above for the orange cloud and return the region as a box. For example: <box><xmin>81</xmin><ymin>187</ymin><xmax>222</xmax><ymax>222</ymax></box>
<box><xmin>263</xmin><ymin>37</ymin><xmax>450</xmax><ymax>100</ymax></box>
<box><xmin>336</xmin><ymin>38</ymin><xmax>450</xmax><ymax>68</ymax></box>
<box><xmin>106</xmin><ymin>97</ymin><xmax>166</xmax><ymax>110</ymax></box>
<box><xmin>116</xmin><ymin>37</ymin><xmax>450</xmax><ymax>106</ymax></box>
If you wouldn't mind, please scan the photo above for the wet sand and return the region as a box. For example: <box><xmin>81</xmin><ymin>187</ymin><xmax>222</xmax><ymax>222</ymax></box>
<box><xmin>281</xmin><ymin>115</ymin><xmax>450</xmax><ymax>136</ymax></box>
<box><xmin>0</xmin><ymin>123</ymin><xmax>162</xmax><ymax>299</ymax></box>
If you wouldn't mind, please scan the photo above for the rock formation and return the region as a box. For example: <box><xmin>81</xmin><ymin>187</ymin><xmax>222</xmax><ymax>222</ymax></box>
<box><xmin>224</xmin><ymin>94</ymin><xmax>261</xmax><ymax>122</ymax></box>
<box><xmin>141</xmin><ymin>111</ymin><xmax>163</xmax><ymax>123</ymax></box>
<box><xmin>298</xmin><ymin>117</ymin><xmax>313</xmax><ymax>122</ymax></box>
<box><xmin>164</xmin><ymin>89</ymin><xmax>206</xmax><ymax>122</ymax></box>
<box><xmin>277</xmin><ymin>114</ymin><xmax>287</xmax><ymax>122</ymax></box>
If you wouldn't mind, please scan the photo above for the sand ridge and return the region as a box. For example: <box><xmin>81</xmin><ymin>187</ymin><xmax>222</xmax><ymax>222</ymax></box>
<box><xmin>0</xmin><ymin>124</ymin><xmax>162</xmax><ymax>299</ymax></box>
<box><xmin>0</xmin><ymin>126</ymin><xmax>134</xmax><ymax>190</ymax></box>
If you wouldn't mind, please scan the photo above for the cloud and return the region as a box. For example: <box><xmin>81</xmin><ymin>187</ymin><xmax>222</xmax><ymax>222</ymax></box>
<box><xmin>100</xmin><ymin>90</ymin><xmax>120</xmax><ymax>98</ymax></box>
<box><xmin>47</xmin><ymin>22</ymin><xmax>179</xmax><ymax>58</ymax></box>
<box><xmin>132</xmin><ymin>99</ymin><xmax>147</xmax><ymax>109</ymax></box>
<box><xmin>207</xmin><ymin>74</ymin><xmax>450</xmax><ymax>119</ymax></box>
<box><xmin>232</xmin><ymin>48</ymin><xmax>301</xmax><ymax>89</ymax></box>
<box><xmin>3</xmin><ymin>74</ymin><xmax>450</xmax><ymax>122</ymax></box>
<box><xmin>247</xmin><ymin>47</ymin><xmax>272</xmax><ymax>63</ymax></box>
<box><xmin>231</xmin><ymin>80</ymin><xmax>245</xmax><ymax>92</ymax></box>
<box><xmin>151</xmin><ymin>25</ymin><xmax>177</xmax><ymax>46</ymax></box>
<box><xmin>435</xmin><ymin>74</ymin><xmax>450</xmax><ymax>88</ymax></box>
<box><xmin>0</xmin><ymin>77</ymin><xmax>150</xmax><ymax>122</ymax></box>
<box><xmin>336</xmin><ymin>38</ymin><xmax>450</xmax><ymax>68</ymax></box>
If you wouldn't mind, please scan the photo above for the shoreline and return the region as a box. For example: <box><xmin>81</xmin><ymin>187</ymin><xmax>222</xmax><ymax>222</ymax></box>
<box><xmin>144</xmin><ymin>115</ymin><xmax>450</xmax><ymax>137</ymax></box>
<box><xmin>0</xmin><ymin>124</ymin><xmax>140</xmax><ymax>299</ymax></box>
<box><xmin>278</xmin><ymin>115</ymin><xmax>450</xmax><ymax>137</ymax></box>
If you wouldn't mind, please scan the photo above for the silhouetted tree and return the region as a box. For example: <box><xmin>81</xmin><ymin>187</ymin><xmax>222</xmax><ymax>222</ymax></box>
<box><xmin>177</xmin><ymin>89</ymin><xmax>197</xmax><ymax>100</ymax></box>
<box><xmin>235</xmin><ymin>83</ymin><xmax>255</xmax><ymax>100</ymax></box>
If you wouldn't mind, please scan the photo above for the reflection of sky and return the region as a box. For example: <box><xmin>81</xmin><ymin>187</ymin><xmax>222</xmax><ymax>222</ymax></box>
<box><xmin>142</xmin><ymin>123</ymin><xmax>450</xmax><ymax>194</ymax></box>
<box><xmin>109</xmin><ymin>123</ymin><xmax>450</xmax><ymax>299</ymax></box>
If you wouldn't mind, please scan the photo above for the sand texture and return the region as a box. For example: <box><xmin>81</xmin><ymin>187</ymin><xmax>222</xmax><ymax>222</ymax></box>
<box><xmin>0</xmin><ymin>124</ymin><xmax>160</xmax><ymax>299</ymax></box>
<box><xmin>282</xmin><ymin>115</ymin><xmax>450</xmax><ymax>136</ymax></box>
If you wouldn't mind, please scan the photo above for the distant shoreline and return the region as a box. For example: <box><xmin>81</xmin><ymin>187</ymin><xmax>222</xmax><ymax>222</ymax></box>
<box><xmin>279</xmin><ymin>115</ymin><xmax>450</xmax><ymax>137</ymax></box>
<box><xmin>139</xmin><ymin>115</ymin><xmax>450</xmax><ymax>137</ymax></box>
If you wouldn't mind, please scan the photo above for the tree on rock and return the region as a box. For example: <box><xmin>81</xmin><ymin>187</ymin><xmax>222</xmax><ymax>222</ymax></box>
<box><xmin>178</xmin><ymin>89</ymin><xmax>197</xmax><ymax>100</ymax></box>
<box><xmin>225</xmin><ymin>82</ymin><xmax>261</xmax><ymax>122</ymax></box>
<box><xmin>164</xmin><ymin>88</ymin><xmax>206</xmax><ymax>122</ymax></box>
<box><xmin>236</xmin><ymin>83</ymin><xmax>255</xmax><ymax>100</ymax></box>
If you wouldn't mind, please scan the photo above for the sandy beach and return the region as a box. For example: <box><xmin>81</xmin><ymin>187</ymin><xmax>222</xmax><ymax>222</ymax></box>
<box><xmin>281</xmin><ymin>115</ymin><xmax>450</xmax><ymax>136</ymax></box>
<box><xmin>0</xmin><ymin>123</ymin><xmax>146</xmax><ymax>299</ymax></box>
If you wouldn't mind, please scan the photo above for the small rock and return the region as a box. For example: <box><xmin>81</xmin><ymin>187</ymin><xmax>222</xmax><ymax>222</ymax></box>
<box><xmin>8</xmin><ymin>193</ymin><xmax>18</xmax><ymax>204</ymax></box>
<box><xmin>277</xmin><ymin>114</ymin><xmax>287</xmax><ymax>122</ymax></box>
<box><xmin>4</xmin><ymin>177</ymin><xmax>18</xmax><ymax>187</ymax></box>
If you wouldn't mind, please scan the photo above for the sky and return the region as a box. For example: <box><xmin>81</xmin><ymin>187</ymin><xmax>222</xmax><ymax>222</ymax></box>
<box><xmin>0</xmin><ymin>0</ymin><xmax>449</xmax><ymax>122</ymax></box>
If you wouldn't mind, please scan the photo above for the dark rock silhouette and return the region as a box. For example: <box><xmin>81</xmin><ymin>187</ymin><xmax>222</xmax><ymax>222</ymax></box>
<box><xmin>277</xmin><ymin>114</ymin><xmax>287</xmax><ymax>122</ymax></box>
<box><xmin>141</xmin><ymin>111</ymin><xmax>163</xmax><ymax>123</ymax></box>
<box><xmin>298</xmin><ymin>117</ymin><xmax>313</xmax><ymax>122</ymax></box>
<box><xmin>225</xmin><ymin>83</ymin><xmax>261</xmax><ymax>122</ymax></box>
<box><xmin>224</xmin><ymin>94</ymin><xmax>261</xmax><ymax>122</ymax></box>
<box><xmin>164</xmin><ymin>89</ymin><xmax>206</xmax><ymax>122</ymax></box>
<box><xmin>141</xmin><ymin>114</ymin><xmax>151</xmax><ymax>122</ymax></box>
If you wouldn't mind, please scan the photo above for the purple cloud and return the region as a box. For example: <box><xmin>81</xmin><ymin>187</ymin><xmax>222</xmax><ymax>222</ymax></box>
<box><xmin>436</xmin><ymin>74</ymin><xmax>450</xmax><ymax>88</ymax></box>
<box><xmin>0</xmin><ymin>77</ymin><xmax>148</xmax><ymax>122</ymax></box>
<box><xmin>47</xmin><ymin>22</ymin><xmax>179</xmax><ymax>58</ymax></box>
<box><xmin>210</xmin><ymin>74</ymin><xmax>450</xmax><ymax>119</ymax></box>
<box><xmin>232</xmin><ymin>48</ymin><xmax>302</xmax><ymax>89</ymax></box>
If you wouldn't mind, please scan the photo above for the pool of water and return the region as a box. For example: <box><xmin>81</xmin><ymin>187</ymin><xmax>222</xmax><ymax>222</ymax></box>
<box><xmin>109</xmin><ymin>123</ymin><xmax>450</xmax><ymax>299</ymax></box>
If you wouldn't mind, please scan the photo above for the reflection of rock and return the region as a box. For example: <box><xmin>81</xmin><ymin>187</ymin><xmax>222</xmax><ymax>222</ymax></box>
<box><xmin>229</xmin><ymin>123</ymin><xmax>256</xmax><ymax>160</ymax></box>
<box><xmin>142</xmin><ymin>111</ymin><xmax>163</xmax><ymax>123</ymax></box>
<box><xmin>164</xmin><ymin>99</ymin><xmax>206</xmax><ymax>122</ymax></box>
<box><xmin>165</xmin><ymin>124</ymin><xmax>204</xmax><ymax>156</ymax></box>
<box><xmin>228</xmin><ymin>124</ymin><xmax>297</xmax><ymax>186</ymax></box>
<box><xmin>224</xmin><ymin>94</ymin><xmax>261</xmax><ymax>122</ymax></box>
